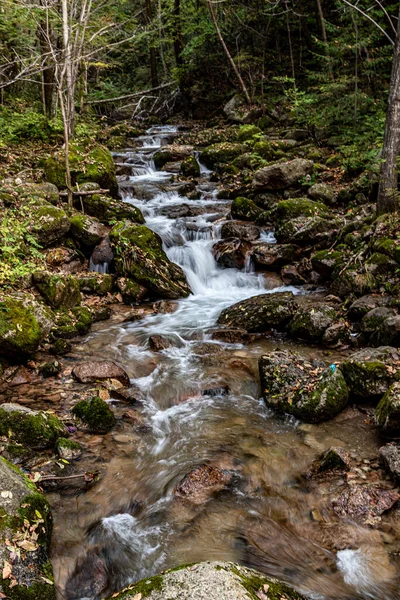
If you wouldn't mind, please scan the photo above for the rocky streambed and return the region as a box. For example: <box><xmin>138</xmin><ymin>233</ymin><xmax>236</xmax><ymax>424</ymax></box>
<box><xmin>1</xmin><ymin>123</ymin><xmax>400</xmax><ymax>600</ymax></box>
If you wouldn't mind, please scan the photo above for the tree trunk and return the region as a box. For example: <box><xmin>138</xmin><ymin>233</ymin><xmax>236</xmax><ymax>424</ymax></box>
<box><xmin>173</xmin><ymin>0</ymin><xmax>183</xmax><ymax>66</ymax></box>
<box><xmin>315</xmin><ymin>0</ymin><xmax>334</xmax><ymax>80</ymax></box>
<box><xmin>377</xmin><ymin>6</ymin><xmax>400</xmax><ymax>215</ymax></box>
<box><xmin>38</xmin><ymin>19</ymin><xmax>55</xmax><ymax>119</ymax></box>
<box><xmin>207</xmin><ymin>0</ymin><xmax>251</xmax><ymax>104</ymax></box>
<box><xmin>145</xmin><ymin>0</ymin><xmax>159</xmax><ymax>88</ymax></box>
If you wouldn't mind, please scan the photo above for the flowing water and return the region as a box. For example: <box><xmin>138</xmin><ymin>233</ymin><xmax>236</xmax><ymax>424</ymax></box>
<box><xmin>50</xmin><ymin>127</ymin><xmax>400</xmax><ymax>600</ymax></box>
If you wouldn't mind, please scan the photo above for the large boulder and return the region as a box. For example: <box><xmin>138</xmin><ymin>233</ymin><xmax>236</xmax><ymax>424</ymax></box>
<box><xmin>289</xmin><ymin>304</ymin><xmax>336</xmax><ymax>342</ymax></box>
<box><xmin>275</xmin><ymin>198</ymin><xmax>329</xmax><ymax>222</ymax></box>
<box><xmin>311</xmin><ymin>250</ymin><xmax>343</xmax><ymax>279</ymax></box>
<box><xmin>212</xmin><ymin>239</ymin><xmax>251</xmax><ymax>269</ymax></box>
<box><xmin>70</xmin><ymin>213</ymin><xmax>109</xmax><ymax>250</ymax></box>
<box><xmin>276</xmin><ymin>216</ymin><xmax>343</xmax><ymax>245</ymax></box>
<box><xmin>348</xmin><ymin>295</ymin><xmax>397</xmax><ymax>320</ymax></box>
<box><xmin>231</xmin><ymin>197</ymin><xmax>263</xmax><ymax>221</ymax></box>
<box><xmin>251</xmin><ymin>243</ymin><xmax>298</xmax><ymax>271</ymax></box>
<box><xmin>0</xmin><ymin>293</ymin><xmax>54</xmax><ymax>356</ymax></box>
<box><xmin>375</xmin><ymin>383</ymin><xmax>400</xmax><ymax>432</ymax></box>
<box><xmin>253</xmin><ymin>158</ymin><xmax>314</xmax><ymax>191</ymax></box>
<box><xmin>259</xmin><ymin>351</ymin><xmax>348</xmax><ymax>423</ymax></box>
<box><xmin>340</xmin><ymin>347</ymin><xmax>400</xmax><ymax>399</ymax></box>
<box><xmin>33</xmin><ymin>271</ymin><xmax>81</xmax><ymax>309</ymax></box>
<box><xmin>79</xmin><ymin>192</ymin><xmax>144</xmax><ymax>226</ymax></box>
<box><xmin>153</xmin><ymin>145</ymin><xmax>193</xmax><ymax>170</ymax></box>
<box><xmin>72</xmin><ymin>360</ymin><xmax>130</xmax><ymax>385</ymax></box>
<box><xmin>200</xmin><ymin>143</ymin><xmax>246</xmax><ymax>169</ymax></box>
<box><xmin>330</xmin><ymin>269</ymin><xmax>375</xmax><ymax>299</ymax></box>
<box><xmin>0</xmin><ymin>403</ymin><xmax>66</xmax><ymax>449</ymax></box>
<box><xmin>109</xmin><ymin>222</ymin><xmax>191</xmax><ymax>299</ymax></box>
<box><xmin>220</xmin><ymin>221</ymin><xmax>260</xmax><ymax>241</ymax></box>
<box><xmin>0</xmin><ymin>458</ymin><xmax>55</xmax><ymax>599</ymax></box>
<box><xmin>106</xmin><ymin>562</ymin><xmax>306</xmax><ymax>600</ymax></box>
<box><xmin>217</xmin><ymin>292</ymin><xmax>297</xmax><ymax>332</ymax></box>
<box><xmin>44</xmin><ymin>143</ymin><xmax>119</xmax><ymax>198</ymax></box>
<box><xmin>28</xmin><ymin>199</ymin><xmax>70</xmax><ymax>247</ymax></box>
<box><xmin>308</xmin><ymin>182</ymin><xmax>336</xmax><ymax>205</ymax></box>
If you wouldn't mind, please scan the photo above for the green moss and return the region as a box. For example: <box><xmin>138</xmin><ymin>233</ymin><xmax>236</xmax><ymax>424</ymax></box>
<box><xmin>0</xmin><ymin>298</ymin><xmax>42</xmax><ymax>355</ymax></box>
<box><xmin>253</xmin><ymin>141</ymin><xmax>277</xmax><ymax>161</ymax></box>
<box><xmin>72</xmin><ymin>396</ymin><xmax>115</xmax><ymax>432</ymax></box>
<box><xmin>276</xmin><ymin>198</ymin><xmax>328</xmax><ymax>221</ymax></box>
<box><xmin>29</xmin><ymin>203</ymin><xmax>70</xmax><ymax>247</ymax></box>
<box><xmin>199</xmin><ymin>143</ymin><xmax>245</xmax><ymax>169</ymax></box>
<box><xmin>180</xmin><ymin>155</ymin><xmax>200</xmax><ymax>177</ymax></box>
<box><xmin>33</xmin><ymin>272</ymin><xmax>81</xmax><ymax>309</ymax></box>
<box><xmin>229</xmin><ymin>566</ymin><xmax>304</xmax><ymax>600</ymax></box>
<box><xmin>71</xmin><ymin>306</ymin><xmax>93</xmax><ymax>335</ymax></box>
<box><xmin>0</xmin><ymin>409</ymin><xmax>65</xmax><ymax>448</ymax></box>
<box><xmin>56</xmin><ymin>437</ymin><xmax>80</xmax><ymax>451</ymax></box>
<box><xmin>81</xmin><ymin>194</ymin><xmax>144</xmax><ymax>225</ymax></box>
<box><xmin>78</xmin><ymin>274</ymin><xmax>114</xmax><ymax>296</ymax></box>
<box><xmin>231</xmin><ymin>197</ymin><xmax>262</xmax><ymax>221</ymax></box>
<box><xmin>237</xmin><ymin>125</ymin><xmax>262</xmax><ymax>141</ymax></box>
<box><xmin>2</xmin><ymin>579</ymin><xmax>55</xmax><ymax>600</ymax></box>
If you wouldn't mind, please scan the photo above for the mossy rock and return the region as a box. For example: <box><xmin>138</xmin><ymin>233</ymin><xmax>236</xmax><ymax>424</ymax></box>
<box><xmin>78</xmin><ymin>274</ymin><xmax>114</xmax><ymax>296</ymax></box>
<box><xmin>116</xmin><ymin>277</ymin><xmax>147</xmax><ymax>304</ymax></box>
<box><xmin>340</xmin><ymin>346</ymin><xmax>400</xmax><ymax>399</ymax></box>
<box><xmin>330</xmin><ymin>269</ymin><xmax>375</xmax><ymax>299</ymax></box>
<box><xmin>79</xmin><ymin>193</ymin><xmax>144</xmax><ymax>226</ymax></box>
<box><xmin>56</xmin><ymin>437</ymin><xmax>82</xmax><ymax>460</ymax></box>
<box><xmin>199</xmin><ymin>143</ymin><xmax>246</xmax><ymax>169</ymax></box>
<box><xmin>275</xmin><ymin>216</ymin><xmax>343</xmax><ymax>245</ymax></box>
<box><xmin>260</xmin><ymin>351</ymin><xmax>348</xmax><ymax>423</ymax></box>
<box><xmin>375</xmin><ymin>382</ymin><xmax>400</xmax><ymax>432</ymax></box>
<box><xmin>232</xmin><ymin>153</ymin><xmax>266</xmax><ymax>171</ymax></box>
<box><xmin>44</xmin><ymin>143</ymin><xmax>119</xmax><ymax>198</ymax></box>
<box><xmin>371</xmin><ymin>238</ymin><xmax>400</xmax><ymax>263</ymax></box>
<box><xmin>231</xmin><ymin>197</ymin><xmax>263</xmax><ymax>221</ymax></box>
<box><xmin>253</xmin><ymin>140</ymin><xmax>277</xmax><ymax>161</ymax></box>
<box><xmin>109</xmin><ymin>222</ymin><xmax>191</xmax><ymax>299</ymax></box>
<box><xmin>308</xmin><ymin>182</ymin><xmax>336</xmax><ymax>205</ymax></box>
<box><xmin>51</xmin><ymin>305</ymin><xmax>93</xmax><ymax>339</ymax></box>
<box><xmin>217</xmin><ymin>292</ymin><xmax>297</xmax><ymax>332</ymax></box>
<box><xmin>237</xmin><ymin>125</ymin><xmax>262</xmax><ymax>142</ymax></box>
<box><xmin>365</xmin><ymin>252</ymin><xmax>398</xmax><ymax>276</ymax></box>
<box><xmin>0</xmin><ymin>293</ymin><xmax>54</xmax><ymax>356</ymax></box>
<box><xmin>275</xmin><ymin>198</ymin><xmax>328</xmax><ymax>222</ymax></box>
<box><xmin>72</xmin><ymin>396</ymin><xmax>115</xmax><ymax>432</ymax></box>
<box><xmin>105</xmin><ymin>561</ymin><xmax>306</xmax><ymax>600</ymax></box>
<box><xmin>0</xmin><ymin>458</ymin><xmax>55</xmax><ymax>600</ymax></box>
<box><xmin>33</xmin><ymin>271</ymin><xmax>81</xmax><ymax>309</ymax></box>
<box><xmin>289</xmin><ymin>304</ymin><xmax>336</xmax><ymax>342</ymax></box>
<box><xmin>311</xmin><ymin>250</ymin><xmax>343</xmax><ymax>279</ymax></box>
<box><xmin>0</xmin><ymin>404</ymin><xmax>66</xmax><ymax>449</ymax></box>
<box><xmin>180</xmin><ymin>155</ymin><xmax>200</xmax><ymax>178</ymax></box>
<box><xmin>153</xmin><ymin>145</ymin><xmax>193</xmax><ymax>170</ymax></box>
<box><xmin>70</xmin><ymin>213</ymin><xmax>109</xmax><ymax>250</ymax></box>
<box><xmin>28</xmin><ymin>200</ymin><xmax>70</xmax><ymax>247</ymax></box>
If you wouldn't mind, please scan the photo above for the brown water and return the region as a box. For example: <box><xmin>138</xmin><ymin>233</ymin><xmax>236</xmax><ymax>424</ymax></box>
<box><xmin>48</xmin><ymin>126</ymin><xmax>400</xmax><ymax>600</ymax></box>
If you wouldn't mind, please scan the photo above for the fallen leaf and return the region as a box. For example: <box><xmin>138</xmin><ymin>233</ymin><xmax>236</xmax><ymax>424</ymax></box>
<box><xmin>2</xmin><ymin>561</ymin><xmax>12</xmax><ymax>579</ymax></box>
<box><xmin>133</xmin><ymin>594</ymin><xmax>142</xmax><ymax>600</ymax></box>
<box><xmin>18</xmin><ymin>539</ymin><xmax>38</xmax><ymax>552</ymax></box>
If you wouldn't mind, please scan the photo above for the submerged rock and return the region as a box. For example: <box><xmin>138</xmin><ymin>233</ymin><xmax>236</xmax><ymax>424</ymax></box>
<box><xmin>0</xmin><ymin>403</ymin><xmax>66</xmax><ymax>449</ymax></box>
<box><xmin>259</xmin><ymin>350</ymin><xmax>348</xmax><ymax>423</ymax></box>
<box><xmin>332</xmin><ymin>485</ymin><xmax>399</xmax><ymax>525</ymax></box>
<box><xmin>340</xmin><ymin>347</ymin><xmax>400</xmax><ymax>399</ymax></box>
<box><xmin>212</xmin><ymin>238</ymin><xmax>251</xmax><ymax>269</ymax></box>
<box><xmin>72</xmin><ymin>396</ymin><xmax>116</xmax><ymax>432</ymax></box>
<box><xmin>308</xmin><ymin>447</ymin><xmax>351</xmax><ymax>477</ymax></box>
<box><xmin>72</xmin><ymin>360</ymin><xmax>130</xmax><ymax>385</ymax></box>
<box><xmin>175</xmin><ymin>465</ymin><xmax>234</xmax><ymax>504</ymax></box>
<box><xmin>253</xmin><ymin>158</ymin><xmax>314</xmax><ymax>191</ymax></box>
<box><xmin>105</xmin><ymin>561</ymin><xmax>307</xmax><ymax>600</ymax></box>
<box><xmin>217</xmin><ymin>292</ymin><xmax>297</xmax><ymax>332</ymax></box>
<box><xmin>0</xmin><ymin>458</ymin><xmax>55</xmax><ymax>599</ymax></box>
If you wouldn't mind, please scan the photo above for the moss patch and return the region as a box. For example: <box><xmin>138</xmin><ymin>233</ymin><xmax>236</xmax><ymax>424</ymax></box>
<box><xmin>72</xmin><ymin>396</ymin><xmax>115</xmax><ymax>432</ymax></box>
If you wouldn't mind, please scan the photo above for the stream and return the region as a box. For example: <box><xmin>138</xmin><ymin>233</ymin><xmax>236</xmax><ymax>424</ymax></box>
<box><xmin>50</xmin><ymin>126</ymin><xmax>400</xmax><ymax>600</ymax></box>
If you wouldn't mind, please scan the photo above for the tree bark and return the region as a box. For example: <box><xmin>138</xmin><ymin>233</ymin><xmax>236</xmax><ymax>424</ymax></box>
<box><xmin>315</xmin><ymin>0</ymin><xmax>334</xmax><ymax>80</ymax></box>
<box><xmin>145</xmin><ymin>0</ymin><xmax>159</xmax><ymax>88</ymax></box>
<box><xmin>173</xmin><ymin>0</ymin><xmax>183</xmax><ymax>66</ymax></box>
<box><xmin>207</xmin><ymin>0</ymin><xmax>251</xmax><ymax>104</ymax></box>
<box><xmin>377</xmin><ymin>6</ymin><xmax>400</xmax><ymax>215</ymax></box>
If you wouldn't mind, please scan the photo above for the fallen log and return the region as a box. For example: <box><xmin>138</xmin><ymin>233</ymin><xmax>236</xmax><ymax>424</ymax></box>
<box><xmin>86</xmin><ymin>81</ymin><xmax>176</xmax><ymax>105</ymax></box>
<box><xmin>59</xmin><ymin>188</ymin><xmax>110</xmax><ymax>197</ymax></box>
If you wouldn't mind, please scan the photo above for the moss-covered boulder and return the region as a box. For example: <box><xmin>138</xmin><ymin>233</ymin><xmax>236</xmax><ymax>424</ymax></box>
<box><xmin>311</xmin><ymin>249</ymin><xmax>343</xmax><ymax>279</ymax></box>
<box><xmin>28</xmin><ymin>199</ymin><xmax>70</xmax><ymax>247</ymax></box>
<box><xmin>33</xmin><ymin>271</ymin><xmax>81</xmax><ymax>309</ymax></box>
<box><xmin>371</xmin><ymin>237</ymin><xmax>400</xmax><ymax>264</ymax></box>
<box><xmin>56</xmin><ymin>437</ymin><xmax>82</xmax><ymax>461</ymax></box>
<box><xmin>199</xmin><ymin>143</ymin><xmax>246</xmax><ymax>169</ymax></box>
<box><xmin>51</xmin><ymin>305</ymin><xmax>93</xmax><ymax>339</ymax></box>
<box><xmin>237</xmin><ymin>124</ymin><xmax>262</xmax><ymax>141</ymax></box>
<box><xmin>365</xmin><ymin>252</ymin><xmax>398</xmax><ymax>276</ymax></box>
<box><xmin>260</xmin><ymin>351</ymin><xmax>348</xmax><ymax>423</ymax></box>
<box><xmin>78</xmin><ymin>274</ymin><xmax>114</xmax><ymax>296</ymax></box>
<box><xmin>79</xmin><ymin>193</ymin><xmax>144</xmax><ymax>226</ymax></box>
<box><xmin>275</xmin><ymin>198</ymin><xmax>328</xmax><ymax>222</ymax></box>
<box><xmin>109</xmin><ymin>222</ymin><xmax>191</xmax><ymax>299</ymax></box>
<box><xmin>72</xmin><ymin>396</ymin><xmax>115</xmax><ymax>432</ymax></box>
<box><xmin>231</xmin><ymin>197</ymin><xmax>263</xmax><ymax>221</ymax></box>
<box><xmin>0</xmin><ymin>403</ymin><xmax>66</xmax><ymax>449</ymax></box>
<box><xmin>70</xmin><ymin>213</ymin><xmax>109</xmax><ymax>250</ymax></box>
<box><xmin>116</xmin><ymin>277</ymin><xmax>147</xmax><ymax>304</ymax></box>
<box><xmin>220</xmin><ymin>221</ymin><xmax>260</xmax><ymax>241</ymax></box>
<box><xmin>275</xmin><ymin>216</ymin><xmax>343</xmax><ymax>245</ymax></box>
<box><xmin>105</xmin><ymin>561</ymin><xmax>306</xmax><ymax>600</ymax></box>
<box><xmin>308</xmin><ymin>182</ymin><xmax>336</xmax><ymax>205</ymax></box>
<box><xmin>340</xmin><ymin>347</ymin><xmax>400</xmax><ymax>399</ymax></box>
<box><xmin>180</xmin><ymin>155</ymin><xmax>200</xmax><ymax>177</ymax></box>
<box><xmin>253</xmin><ymin>158</ymin><xmax>314</xmax><ymax>191</ymax></box>
<box><xmin>289</xmin><ymin>304</ymin><xmax>336</xmax><ymax>342</ymax></box>
<box><xmin>0</xmin><ymin>458</ymin><xmax>55</xmax><ymax>600</ymax></box>
<box><xmin>330</xmin><ymin>269</ymin><xmax>375</xmax><ymax>299</ymax></box>
<box><xmin>360</xmin><ymin>307</ymin><xmax>400</xmax><ymax>346</ymax></box>
<box><xmin>251</xmin><ymin>243</ymin><xmax>298</xmax><ymax>271</ymax></box>
<box><xmin>0</xmin><ymin>293</ymin><xmax>54</xmax><ymax>356</ymax></box>
<box><xmin>375</xmin><ymin>383</ymin><xmax>400</xmax><ymax>432</ymax></box>
<box><xmin>153</xmin><ymin>145</ymin><xmax>193</xmax><ymax>170</ymax></box>
<box><xmin>43</xmin><ymin>143</ymin><xmax>119</xmax><ymax>198</ymax></box>
<box><xmin>217</xmin><ymin>292</ymin><xmax>297</xmax><ymax>332</ymax></box>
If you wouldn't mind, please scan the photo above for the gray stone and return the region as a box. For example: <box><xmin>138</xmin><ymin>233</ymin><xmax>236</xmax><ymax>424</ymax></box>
<box><xmin>253</xmin><ymin>158</ymin><xmax>314</xmax><ymax>191</ymax></box>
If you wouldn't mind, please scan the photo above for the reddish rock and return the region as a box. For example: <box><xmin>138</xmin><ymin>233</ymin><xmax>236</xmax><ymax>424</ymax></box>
<box><xmin>175</xmin><ymin>465</ymin><xmax>234</xmax><ymax>504</ymax></box>
<box><xmin>149</xmin><ymin>335</ymin><xmax>171</xmax><ymax>352</ymax></box>
<box><xmin>332</xmin><ymin>485</ymin><xmax>400</xmax><ymax>524</ymax></box>
<box><xmin>153</xmin><ymin>300</ymin><xmax>179</xmax><ymax>314</ymax></box>
<box><xmin>281</xmin><ymin>264</ymin><xmax>306</xmax><ymax>285</ymax></box>
<box><xmin>72</xmin><ymin>361</ymin><xmax>130</xmax><ymax>386</ymax></box>
<box><xmin>212</xmin><ymin>239</ymin><xmax>251</xmax><ymax>270</ymax></box>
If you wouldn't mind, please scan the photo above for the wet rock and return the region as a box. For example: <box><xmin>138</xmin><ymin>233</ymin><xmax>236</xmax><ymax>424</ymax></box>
<box><xmin>332</xmin><ymin>485</ymin><xmax>400</xmax><ymax>524</ymax></box>
<box><xmin>109</xmin><ymin>222</ymin><xmax>191</xmax><ymax>299</ymax></box>
<box><xmin>72</xmin><ymin>396</ymin><xmax>116</xmax><ymax>432</ymax></box>
<box><xmin>201</xmin><ymin>385</ymin><xmax>230</xmax><ymax>397</ymax></box>
<box><xmin>39</xmin><ymin>360</ymin><xmax>61</xmax><ymax>378</ymax></box>
<box><xmin>259</xmin><ymin>350</ymin><xmax>348</xmax><ymax>423</ymax></box>
<box><xmin>231</xmin><ymin>197</ymin><xmax>263</xmax><ymax>221</ymax></box>
<box><xmin>348</xmin><ymin>295</ymin><xmax>397</xmax><ymax>320</ymax></box>
<box><xmin>251</xmin><ymin>243</ymin><xmax>298</xmax><ymax>271</ymax></box>
<box><xmin>162</xmin><ymin>161</ymin><xmax>181</xmax><ymax>173</ymax></box>
<box><xmin>281</xmin><ymin>265</ymin><xmax>307</xmax><ymax>286</ymax></box>
<box><xmin>275</xmin><ymin>198</ymin><xmax>329</xmax><ymax>222</ymax></box>
<box><xmin>311</xmin><ymin>250</ymin><xmax>343</xmax><ymax>279</ymax></box>
<box><xmin>192</xmin><ymin>343</ymin><xmax>225</xmax><ymax>356</ymax></box>
<box><xmin>149</xmin><ymin>335</ymin><xmax>171</xmax><ymax>352</ymax></box>
<box><xmin>211</xmin><ymin>329</ymin><xmax>251</xmax><ymax>344</ymax></box>
<box><xmin>217</xmin><ymin>292</ymin><xmax>298</xmax><ymax>332</ymax></box>
<box><xmin>0</xmin><ymin>292</ymin><xmax>54</xmax><ymax>356</ymax></box>
<box><xmin>340</xmin><ymin>347</ymin><xmax>400</xmax><ymax>399</ymax></box>
<box><xmin>80</xmin><ymin>193</ymin><xmax>144</xmax><ymax>225</ymax></box>
<box><xmin>181</xmin><ymin>155</ymin><xmax>200</xmax><ymax>177</ymax></box>
<box><xmin>0</xmin><ymin>403</ymin><xmax>66</xmax><ymax>449</ymax></box>
<box><xmin>72</xmin><ymin>361</ymin><xmax>130</xmax><ymax>386</ymax></box>
<box><xmin>78</xmin><ymin>273</ymin><xmax>114</xmax><ymax>296</ymax></box>
<box><xmin>49</xmin><ymin>338</ymin><xmax>71</xmax><ymax>356</ymax></box>
<box><xmin>0</xmin><ymin>458</ymin><xmax>55</xmax><ymax>599</ymax></box>
<box><xmin>379</xmin><ymin>442</ymin><xmax>400</xmax><ymax>482</ymax></box>
<box><xmin>153</xmin><ymin>300</ymin><xmax>179</xmax><ymax>314</ymax></box>
<box><xmin>253</xmin><ymin>158</ymin><xmax>314</xmax><ymax>191</ymax></box>
<box><xmin>52</xmin><ymin>305</ymin><xmax>93</xmax><ymax>339</ymax></box>
<box><xmin>106</xmin><ymin>561</ymin><xmax>306</xmax><ymax>600</ymax></box>
<box><xmin>56</xmin><ymin>437</ymin><xmax>82</xmax><ymax>460</ymax></box>
<box><xmin>308</xmin><ymin>447</ymin><xmax>351</xmax><ymax>477</ymax></box>
<box><xmin>212</xmin><ymin>238</ymin><xmax>251</xmax><ymax>269</ymax></box>
<box><xmin>28</xmin><ymin>199</ymin><xmax>70</xmax><ymax>246</ymax></box>
<box><xmin>70</xmin><ymin>213</ymin><xmax>109</xmax><ymax>250</ymax></box>
<box><xmin>154</xmin><ymin>145</ymin><xmax>193</xmax><ymax>170</ymax></box>
<box><xmin>116</xmin><ymin>277</ymin><xmax>147</xmax><ymax>304</ymax></box>
<box><xmin>175</xmin><ymin>465</ymin><xmax>234</xmax><ymax>504</ymax></box>
<box><xmin>92</xmin><ymin>306</ymin><xmax>112</xmax><ymax>322</ymax></box>
<box><xmin>276</xmin><ymin>215</ymin><xmax>343</xmax><ymax>245</ymax></box>
<box><xmin>288</xmin><ymin>304</ymin><xmax>336</xmax><ymax>342</ymax></box>
<box><xmin>264</xmin><ymin>273</ymin><xmax>284</xmax><ymax>290</ymax></box>
<box><xmin>90</xmin><ymin>237</ymin><xmax>114</xmax><ymax>272</ymax></box>
<box><xmin>221</xmin><ymin>221</ymin><xmax>260</xmax><ymax>241</ymax></box>
<box><xmin>375</xmin><ymin>382</ymin><xmax>400</xmax><ymax>432</ymax></box>
<box><xmin>330</xmin><ymin>269</ymin><xmax>375</xmax><ymax>300</ymax></box>
<box><xmin>33</xmin><ymin>271</ymin><xmax>81</xmax><ymax>309</ymax></box>
<box><xmin>111</xmin><ymin>385</ymin><xmax>144</xmax><ymax>404</ymax></box>
<box><xmin>66</xmin><ymin>549</ymin><xmax>108</xmax><ymax>600</ymax></box>
<box><xmin>308</xmin><ymin>182</ymin><xmax>336</xmax><ymax>205</ymax></box>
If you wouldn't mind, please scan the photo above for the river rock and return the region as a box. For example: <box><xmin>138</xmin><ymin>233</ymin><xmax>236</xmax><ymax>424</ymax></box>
<box><xmin>276</xmin><ymin>215</ymin><xmax>343</xmax><ymax>245</ymax></box>
<box><xmin>308</xmin><ymin>182</ymin><xmax>336</xmax><ymax>205</ymax></box>
<box><xmin>33</xmin><ymin>271</ymin><xmax>82</xmax><ymax>308</ymax></box>
<box><xmin>375</xmin><ymin>382</ymin><xmax>400</xmax><ymax>432</ymax></box>
<box><xmin>149</xmin><ymin>335</ymin><xmax>171</xmax><ymax>352</ymax></box>
<box><xmin>217</xmin><ymin>292</ymin><xmax>298</xmax><ymax>332</ymax></box>
<box><xmin>106</xmin><ymin>561</ymin><xmax>306</xmax><ymax>600</ymax></box>
<box><xmin>0</xmin><ymin>458</ymin><xmax>55</xmax><ymax>599</ymax></box>
<box><xmin>251</xmin><ymin>243</ymin><xmax>298</xmax><ymax>271</ymax></box>
<box><xmin>308</xmin><ymin>447</ymin><xmax>351</xmax><ymax>477</ymax></box>
<box><xmin>379</xmin><ymin>442</ymin><xmax>400</xmax><ymax>482</ymax></box>
<box><xmin>154</xmin><ymin>145</ymin><xmax>193</xmax><ymax>170</ymax></box>
<box><xmin>56</xmin><ymin>437</ymin><xmax>82</xmax><ymax>460</ymax></box>
<box><xmin>80</xmin><ymin>192</ymin><xmax>144</xmax><ymax>225</ymax></box>
<box><xmin>181</xmin><ymin>155</ymin><xmax>200</xmax><ymax>177</ymax></box>
<box><xmin>259</xmin><ymin>350</ymin><xmax>348</xmax><ymax>423</ymax></box>
<box><xmin>175</xmin><ymin>465</ymin><xmax>234</xmax><ymax>504</ymax></box>
<box><xmin>29</xmin><ymin>199</ymin><xmax>70</xmax><ymax>246</ymax></box>
<box><xmin>200</xmin><ymin>143</ymin><xmax>245</xmax><ymax>169</ymax></box>
<box><xmin>253</xmin><ymin>158</ymin><xmax>314</xmax><ymax>191</ymax></box>
<box><xmin>231</xmin><ymin>197</ymin><xmax>263</xmax><ymax>221</ymax></box>
<box><xmin>332</xmin><ymin>485</ymin><xmax>400</xmax><ymax>525</ymax></box>
<box><xmin>281</xmin><ymin>265</ymin><xmax>307</xmax><ymax>286</ymax></box>
<box><xmin>311</xmin><ymin>249</ymin><xmax>343</xmax><ymax>279</ymax></box>
<box><xmin>70</xmin><ymin>213</ymin><xmax>109</xmax><ymax>250</ymax></box>
<box><xmin>330</xmin><ymin>269</ymin><xmax>375</xmax><ymax>299</ymax></box>
<box><xmin>340</xmin><ymin>347</ymin><xmax>400</xmax><ymax>399</ymax></box>
<box><xmin>72</xmin><ymin>360</ymin><xmax>130</xmax><ymax>385</ymax></box>
<box><xmin>212</xmin><ymin>239</ymin><xmax>251</xmax><ymax>269</ymax></box>
<box><xmin>275</xmin><ymin>198</ymin><xmax>329</xmax><ymax>222</ymax></box>
<box><xmin>288</xmin><ymin>304</ymin><xmax>336</xmax><ymax>342</ymax></box>
<box><xmin>72</xmin><ymin>396</ymin><xmax>115</xmax><ymax>432</ymax></box>
<box><xmin>0</xmin><ymin>292</ymin><xmax>54</xmax><ymax>356</ymax></box>
<box><xmin>116</xmin><ymin>277</ymin><xmax>147</xmax><ymax>304</ymax></box>
<box><xmin>220</xmin><ymin>220</ymin><xmax>260</xmax><ymax>241</ymax></box>
<box><xmin>109</xmin><ymin>222</ymin><xmax>191</xmax><ymax>299</ymax></box>
<box><xmin>78</xmin><ymin>273</ymin><xmax>114</xmax><ymax>296</ymax></box>
<box><xmin>0</xmin><ymin>403</ymin><xmax>66</xmax><ymax>449</ymax></box>
<box><xmin>348</xmin><ymin>295</ymin><xmax>398</xmax><ymax>320</ymax></box>
<box><xmin>153</xmin><ymin>300</ymin><xmax>179</xmax><ymax>314</ymax></box>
